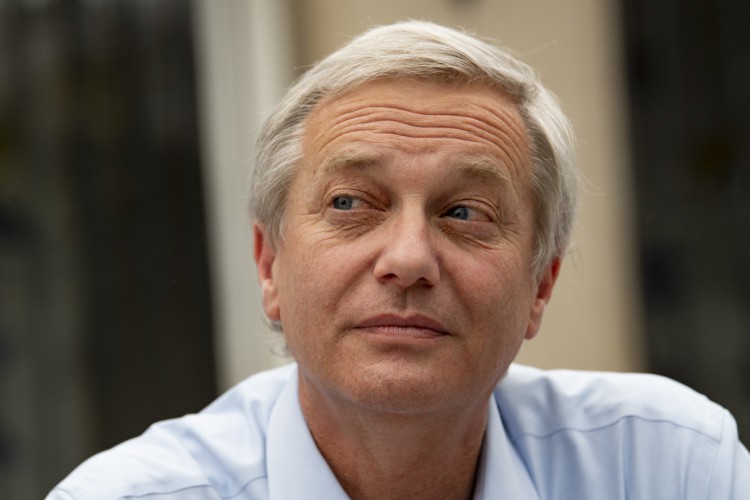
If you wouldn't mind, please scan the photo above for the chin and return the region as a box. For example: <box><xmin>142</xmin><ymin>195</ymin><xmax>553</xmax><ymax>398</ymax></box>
<box><xmin>334</xmin><ymin>359</ymin><xmax>476</xmax><ymax>415</ymax></box>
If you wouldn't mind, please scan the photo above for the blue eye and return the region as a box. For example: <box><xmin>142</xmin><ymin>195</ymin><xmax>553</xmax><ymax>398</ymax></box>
<box><xmin>446</xmin><ymin>206</ymin><xmax>471</xmax><ymax>220</ymax></box>
<box><xmin>332</xmin><ymin>196</ymin><xmax>356</xmax><ymax>210</ymax></box>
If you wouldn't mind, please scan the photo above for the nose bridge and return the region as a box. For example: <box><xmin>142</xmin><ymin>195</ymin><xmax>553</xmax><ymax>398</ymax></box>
<box><xmin>373</xmin><ymin>205</ymin><xmax>440</xmax><ymax>288</ymax></box>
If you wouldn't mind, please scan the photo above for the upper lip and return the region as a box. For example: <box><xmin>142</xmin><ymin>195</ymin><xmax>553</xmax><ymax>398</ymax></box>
<box><xmin>354</xmin><ymin>313</ymin><xmax>450</xmax><ymax>334</ymax></box>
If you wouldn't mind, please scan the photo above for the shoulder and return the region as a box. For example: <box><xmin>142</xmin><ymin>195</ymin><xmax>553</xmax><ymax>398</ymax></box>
<box><xmin>48</xmin><ymin>364</ymin><xmax>296</xmax><ymax>500</ymax></box>
<box><xmin>496</xmin><ymin>363</ymin><xmax>725</xmax><ymax>441</ymax></box>
<box><xmin>494</xmin><ymin>364</ymin><xmax>749</xmax><ymax>499</ymax></box>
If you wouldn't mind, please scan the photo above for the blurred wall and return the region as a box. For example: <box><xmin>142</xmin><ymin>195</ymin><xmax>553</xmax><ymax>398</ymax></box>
<box><xmin>194</xmin><ymin>0</ymin><xmax>646</xmax><ymax>387</ymax></box>
<box><xmin>193</xmin><ymin>0</ymin><xmax>296</xmax><ymax>389</ymax></box>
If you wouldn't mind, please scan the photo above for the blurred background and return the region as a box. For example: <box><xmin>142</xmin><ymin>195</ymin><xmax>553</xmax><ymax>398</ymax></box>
<box><xmin>1</xmin><ymin>0</ymin><xmax>748</xmax><ymax>497</ymax></box>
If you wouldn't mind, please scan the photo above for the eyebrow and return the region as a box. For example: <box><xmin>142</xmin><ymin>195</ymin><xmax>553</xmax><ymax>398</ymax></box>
<box><xmin>455</xmin><ymin>158</ymin><xmax>513</xmax><ymax>188</ymax></box>
<box><xmin>317</xmin><ymin>152</ymin><xmax>382</xmax><ymax>178</ymax></box>
<box><xmin>316</xmin><ymin>152</ymin><xmax>515</xmax><ymax>196</ymax></box>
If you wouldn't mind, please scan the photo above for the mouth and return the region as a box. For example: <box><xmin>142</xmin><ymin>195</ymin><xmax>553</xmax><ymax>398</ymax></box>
<box><xmin>352</xmin><ymin>313</ymin><xmax>450</xmax><ymax>341</ymax></box>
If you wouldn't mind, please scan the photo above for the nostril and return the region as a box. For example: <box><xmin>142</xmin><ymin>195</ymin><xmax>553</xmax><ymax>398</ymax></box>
<box><xmin>373</xmin><ymin>252</ymin><xmax>440</xmax><ymax>289</ymax></box>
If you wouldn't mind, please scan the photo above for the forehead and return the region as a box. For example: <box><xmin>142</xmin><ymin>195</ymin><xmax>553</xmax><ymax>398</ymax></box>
<box><xmin>301</xmin><ymin>78</ymin><xmax>531</xmax><ymax>181</ymax></box>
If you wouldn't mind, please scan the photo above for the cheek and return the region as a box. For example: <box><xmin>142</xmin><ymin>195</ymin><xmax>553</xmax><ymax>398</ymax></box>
<box><xmin>455</xmin><ymin>252</ymin><xmax>530</xmax><ymax>302</ymax></box>
<box><xmin>275</xmin><ymin>241</ymin><xmax>369</xmax><ymax>335</ymax></box>
<box><xmin>453</xmin><ymin>255</ymin><xmax>535</xmax><ymax>343</ymax></box>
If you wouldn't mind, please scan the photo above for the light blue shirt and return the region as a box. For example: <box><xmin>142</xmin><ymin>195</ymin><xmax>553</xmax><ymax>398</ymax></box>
<box><xmin>48</xmin><ymin>364</ymin><xmax>750</xmax><ymax>499</ymax></box>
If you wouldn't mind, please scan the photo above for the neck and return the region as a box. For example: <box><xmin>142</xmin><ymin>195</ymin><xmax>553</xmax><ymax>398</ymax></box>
<box><xmin>298</xmin><ymin>374</ymin><xmax>490</xmax><ymax>500</ymax></box>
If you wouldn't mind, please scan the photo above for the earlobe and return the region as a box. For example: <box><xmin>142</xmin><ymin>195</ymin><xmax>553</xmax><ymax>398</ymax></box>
<box><xmin>253</xmin><ymin>221</ymin><xmax>281</xmax><ymax>322</ymax></box>
<box><xmin>525</xmin><ymin>257</ymin><xmax>561</xmax><ymax>340</ymax></box>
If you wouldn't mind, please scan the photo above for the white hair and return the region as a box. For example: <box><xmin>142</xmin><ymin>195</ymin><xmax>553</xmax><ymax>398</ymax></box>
<box><xmin>250</xmin><ymin>20</ymin><xmax>577</xmax><ymax>277</ymax></box>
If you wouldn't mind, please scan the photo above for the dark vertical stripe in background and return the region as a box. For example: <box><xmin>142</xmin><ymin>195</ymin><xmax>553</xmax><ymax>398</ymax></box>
<box><xmin>0</xmin><ymin>1</ymin><xmax>216</xmax><ymax>497</ymax></box>
<box><xmin>622</xmin><ymin>0</ymin><xmax>750</xmax><ymax>444</ymax></box>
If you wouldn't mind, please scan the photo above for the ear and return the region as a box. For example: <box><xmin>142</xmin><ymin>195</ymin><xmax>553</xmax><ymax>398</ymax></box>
<box><xmin>525</xmin><ymin>257</ymin><xmax>561</xmax><ymax>340</ymax></box>
<box><xmin>253</xmin><ymin>221</ymin><xmax>280</xmax><ymax>322</ymax></box>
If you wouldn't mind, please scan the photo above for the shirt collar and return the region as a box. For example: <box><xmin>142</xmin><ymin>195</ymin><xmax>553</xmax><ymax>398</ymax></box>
<box><xmin>473</xmin><ymin>393</ymin><xmax>540</xmax><ymax>499</ymax></box>
<box><xmin>266</xmin><ymin>367</ymin><xmax>349</xmax><ymax>499</ymax></box>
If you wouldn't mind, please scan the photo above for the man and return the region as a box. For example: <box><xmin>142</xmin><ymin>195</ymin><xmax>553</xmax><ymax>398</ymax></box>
<box><xmin>49</xmin><ymin>21</ymin><xmax>749</xmax><ymax>499</ymax></box>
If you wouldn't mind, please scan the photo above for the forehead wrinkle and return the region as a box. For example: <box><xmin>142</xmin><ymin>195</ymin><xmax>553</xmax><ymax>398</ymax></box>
<box><xmin>304</xmin><ymin>81</ymin><xmax>533</xmax><ymax>189</ymax></box>
<box><xmin>312</xmin><ymin>103</ymin><xmax>528</xmax><ymax>165</ymax></box>
<box><xmin>313</xmin><ymin>113</ymin><xmax>525</xmax><ymax>166</ymax></box>
<box><xmin>329</xmin><ymin>100</ymin><xmax>521</xmax><ymax>142</ymax></box>
<box><xmin>470</xmin><ymin>102</ymin><xmax>530</xmax><ymax>169</ymax></box>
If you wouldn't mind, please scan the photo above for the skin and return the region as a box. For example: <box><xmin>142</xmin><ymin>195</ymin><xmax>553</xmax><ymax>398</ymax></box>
<box><xmin>254</xmin><ymin>78</ymin><xmax>560</xmax><ymax>499</ymax></box>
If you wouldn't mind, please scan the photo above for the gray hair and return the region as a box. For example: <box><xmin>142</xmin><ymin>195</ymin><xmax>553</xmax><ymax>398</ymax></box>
<box><xmin>250</xmin><ymin>20</ymin><xmax>577</xmax><ymax>277</ymax></box>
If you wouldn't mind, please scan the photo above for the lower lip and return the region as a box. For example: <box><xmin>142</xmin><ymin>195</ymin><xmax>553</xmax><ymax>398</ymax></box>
<box><xmin>353</xmin><ymin>326</ymin><xmax>446</xmax><ymax>341</ymax></box>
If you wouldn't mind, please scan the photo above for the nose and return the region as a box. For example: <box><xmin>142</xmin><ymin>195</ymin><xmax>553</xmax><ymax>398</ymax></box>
<box><xmin>373</xmin><ymin>210</ymin><xmax>440</xmax><ymax>289</ymax></box>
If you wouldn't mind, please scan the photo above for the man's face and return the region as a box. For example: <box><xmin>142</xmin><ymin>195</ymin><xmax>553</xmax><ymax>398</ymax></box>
<box><xmin>255</xmin><ymin>78</ymin><xmax>558</xmax><ymax>414</ymax></box>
